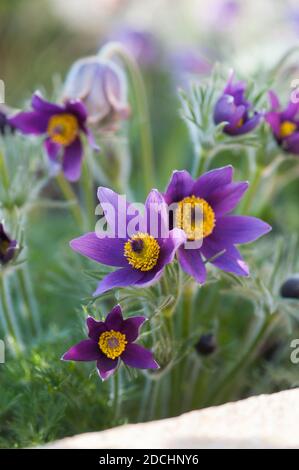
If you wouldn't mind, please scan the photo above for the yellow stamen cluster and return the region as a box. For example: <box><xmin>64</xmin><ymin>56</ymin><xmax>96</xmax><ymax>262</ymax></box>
<box><xmin>279</xmin><ymin>121</ymin><xmax>296</xmax><ymax>138</ymax></box>
<box><xmin>175</xmin><ymin>195</ymin><xmax>216</xmax><ymax>241</ymax></box>
<box><xmin>47</xmin><ymin>113</ymin><xmax>79</xmax><ymax>146</ymax></box>
<box><xmin>98</xmin><ymin>330</ymin><xmax>127</xmax><ymax>359</ymax></box>
<box><xmin>124</xmin><ymin>232</ymin><xmax>160</xmax><ymax>271</ymax></box>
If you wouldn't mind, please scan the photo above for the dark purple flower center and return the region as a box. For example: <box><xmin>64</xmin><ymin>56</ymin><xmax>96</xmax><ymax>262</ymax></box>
<box><xmin>131</xmin><ymin>238</ymin><xmax>144</xmax><ymax>253</ymax></box>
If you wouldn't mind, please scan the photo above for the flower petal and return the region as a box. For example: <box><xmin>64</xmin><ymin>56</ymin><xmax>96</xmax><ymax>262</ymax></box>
<box><xmin>230</xmin><ymin>112</ymin><xmax>260</xmax><ymax>135</ymax></box>
<box><xmin>145</xmin><ymin>189</ymin><xmax>168</xmax><ymax>238</ymax></box>
<box><xmin>212</xmin><ymin>215</ymin><xmax>271</xmax><ymax>244</ymax></box>
<box><xmin>268</xmin><ymin>90</ymin><xmax>280</xmax><ymax>110</ymax></box>
<box><xmin>157</xmin><ymin>228</ymin><xmax>187</xmax><ymax>267</ymax></box>
<box><xmin>97</xmin><ymin>355</ymin><xmax>118</xmax><ymax>381</ymax></box>
<box><xmin>70</xmin><ymin>232</ymin><xmax>127</xmax><ymax>267</ymax></box>
<box><xmin>120</xmin><ymin>316</ymin><xmax>146</xmax><ymax>342</ymax></box>
<box><xmin>121</xmin><ymin>343</ymin><xmax>159</xmax><ymax>369</ymax></box>
<box><xmin>86</xmin><ymin>316</ymin><xmax>106</xmax><ymax>341</ymax></box>
<box><xmin>163</xmin><ymin>170</ymin><xmax>194</xmax><ymax>204</ymax></box>
<box><xmin>31</xmin><ymin>93</ymin><xmax>64</xmax><ymax>115</ymax></box>
<box><xmin>192</xmin><ymin>166</ymin><xmax>233</xmax><ymax>200</ymax></box>
<box><xmin>284</xmin><ymin>132</ymin><xmax>299</xmax><ymax>154</ymax></box>
<box><xmin>9</xmin><ymin>111</ymin><xmax>48</xmax><ymax>135</ymax></box>
<box><xmin>62</xmin><ymin>339</ymin><xmax>100</xmax><ymax>362</ymax></box>
<box><xmin>202</xmin><ymin>240</ymin><xmax>249</xmax><ymax>277</ymax></box>
<box><xmin>93</xmin><ymin>268</ymin><xmax>144</xmax><ymax>296</ymax></box>
<box><xmin>207</xmin><ymin>181</ymin><xmax>248</xmax><ymax>216</ymax></box>
<box><xmin>62</xmin><ymin>137</ymin><xmax>83</xmax><ymax>182</ymax></box>
<box><xmin>65</xmin><ymin>100</ymin><xmax>87</xmax><ymax>125</ymax></box>
<box><xmin>265</xmin><ymin>111</ymin><xmax>281</xmax><ymax>137</ymax></box>
<box><xmin>177</xmin><ymin>245</ymin><xmax>206</xmax><ymax>284</ymax></box>
<box><xmin>105</xmin><ymin>304</ymin><xmax>123</xmax><ymax>330</ymax></box>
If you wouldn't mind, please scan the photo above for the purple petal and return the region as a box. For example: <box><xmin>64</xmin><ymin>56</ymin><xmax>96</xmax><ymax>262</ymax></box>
<box><xmin>207</xmin><ymin>181</ymin><xmax>249</xmax><ymax>216</ymax></box>
<box><xmin>44</xmin><ymin>137</ymin><xmax>61</xmax><ymax>161</ymax></box>
<box><xmin>31</xmin><ymin>93</ymin><xmax>64</xmax><ymax>115</ymax></box>
<box><xmin>86</xmin><ymin>316</ymin><xmax>106</xmax><ymax>341</ymax></box>
<box><xmin>105</xmin><ymin>304</ymin><xmax>123</xmax><ymax>330</ymax></box>
<box><xmin>93</xmin><ymin>267</ymin><xmax>144</xmax><ymax>296</ymax></box>
<box><xmin>134</xmin><ymin>267</ymin><xmax>164</xmax><ymax>288</ymax></box>
<box><xmin>202</xmin><ymin>240</ymin><xmax>249</xmax><ymax>277</ymax></box>
<box><xmin>281</xmin><ymin>101</ymin><xmax>299</xmax><ymax>121</ymax></box>
<box><xmin>9</xmin><ymin>111</ymin><xmax>48</xmax><ymax>135</ymax></box>
<box><xmin>177</xmin><ymin>246</ymin><xmax>206</xmax><ymax>284</ymax></box>
<box><xmin>145</xmin><ymin>189</ymin><xmax>169</xmax><ymax>237</ymax></box>
<box><xmin>285</xmin><ymin>132</ymin><xmax>299</xmax><ymax>154</ymax></box>
<box><xmin>62</xmin><ymin>138</ymin><xmax>83</xmax><ymax>182</ymax></box>
<box><xmin>192</xmin><ymin>166</ymin><xmax>233</xmax><ymax>199</ymax></box>
<box><xmin>62</xmin><ymin>339</ymin><xmax>100</xmax><ymax>362</ymax></box>
<box><xmin>163</xmin><ymin>170</ymin><xmax>194</xmax><ymax>204</ymax></box>
<box><xmin>157</xmin><ymin>228</ymin><xmax>186</xmax><ymax>267</ymax></box>
<box><xmin>120</xmin><ymin>316</ymin><xmax>146</xmax><ymax>342</ymax></box>
<box><xmin>97</xmin><ymin>354</ymin><xmax>118</xmax><ymax>380</ymax></box>
<box><xmin>229</xmin><ymin>112</ymin><xmax>260</xmax><ymax>135</ymax></box>
<box><xmin>70</xmin><ymin>232</ymin><xmax>127</xmax><ymax>267</ymax></box>
<box><xmin>265</xmin><ymin>111</ymin><xmax>281</xmax><ymax>137</ymax></box>
<box><xmin>121</xmin><ymin>343</ymin><xmax>159</xmax><ymax>369</ymax></box>
<box><xmin>212</xmin><ymin>215</ymin><xmax>271</xmax><ymax>244</ymax></box>
<box><xmin>268</xmin><ymin>90</ymin><xmax>280</xmax><ymax>110</ymax></box>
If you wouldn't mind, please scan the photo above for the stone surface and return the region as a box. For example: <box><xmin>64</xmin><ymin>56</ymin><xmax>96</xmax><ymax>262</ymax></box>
<box><xmin>45</xmin><ymin>388</ymin><xmax>299</xmax><ymax>449</ymax></box>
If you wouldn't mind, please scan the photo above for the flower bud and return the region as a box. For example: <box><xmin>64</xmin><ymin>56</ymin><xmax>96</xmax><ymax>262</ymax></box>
<box><xmin>0</xmin><ymin>223</ymin><xmax>18</xmax><ymax>265</ymax></box>
<box><xmin>280</xmin><ymin>275</ymin><xmax>299</xmax><ymax>299</ymax></box>
<box><xmin>195</xmin><ymin>333</ymin><xmax>217</xmax><ymax>356</ymax></box>
<box><xmin>62</xmin><ymin>56</ymin><xmax>130</xmax><ymax>129</ymax></box>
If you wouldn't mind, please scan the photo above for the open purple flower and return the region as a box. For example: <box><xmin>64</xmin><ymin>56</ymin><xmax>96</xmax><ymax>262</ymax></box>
<box><xmin>70</xmin><ymin>188</ymin><xmax>186</xmax><ymax>295</ymax></box>
<box><xmin>62</xmin><ymin>305</ymin><xmax>158</xmax><ymax>380</ymax></box>
<box><xmin>265</xmin><ymin>90</ymin><xmax>299</xmax><ymax>155</ymax></box>
<box><xmin>9</xmin><ymin>93</ymin><xmax>96</xmax><ymax>182</ymax></box>
<box><xmin>0</xmin><ymin>223</ymin><xmax>18</xmax><ymax>265</ymax></box>
<box><xmin>213</xmin><ymin>73</ymin><xmax>260</xmax><ymax>135</ymax></box>
<box><xmin>163</xmin><ymin>166</ymin><xmax>271</xmax><ymax>284</ymax></box>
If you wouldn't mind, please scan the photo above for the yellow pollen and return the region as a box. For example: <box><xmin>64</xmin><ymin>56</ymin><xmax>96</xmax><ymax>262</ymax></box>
<box><xmin>124</xmin><ymin>232</ymin><xmax>160</xmax><ymax>271</ymax></box>
<box><xmin>47</xmin><ymin>113</ymin><xmax>79</xmax><ymax>146</ymax></box>
<box><xmin>279</xmin><ymin>121</ymin><xmax>297</xmax><ymax>138</ymax></box>
<box><xmin>98</xmin><ymin>330</ymin><xmax>127</xmax><ymax>359</ymax></box>
<box><xmin>175</xmin><ymin>195</ymin><xmax>216</xmax><ymax>241</ymax></box>
<box><xmin>236</xmin><ymin>117</ymin><xmax>244</xmax><ymax>128</ymax></box>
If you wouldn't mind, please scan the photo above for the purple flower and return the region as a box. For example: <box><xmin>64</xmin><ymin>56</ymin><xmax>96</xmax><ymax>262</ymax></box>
<box><xmin>108</xmin><ymin>28</ymin><xmax>158</xmax><ymax>67</ymax></box>
<box><xmin>213</xmin><ymin>73</ymin><xmax>261</xmax><ymax>135</ymax></box>
<box><xmin>62</xmin><ymin>304</ymin><xmax>159</xmax><ymax>380</ymax></box>
<box><xmin>62</xmin><ymin>56</ymin><xmax>130</xmax><ymax>129</ymax></box>
<box><xmin>9</xmin><ymin>93</ymin><xmax>96</xmax><ymax>182</ymax></box>
<box><xmin>70</xmin><ymin>188</ymin><xmax>186</xmax><ymax>296</ymax></box>
<box><xmin>0</xmin><ymin>223</ymin><xmax>18</xmax><ymax>265</ymax></box>
<box><xmin>163</xmin><ymin>166</ymin><xmax>271</xmax><ymax>284</ymax></box>
<box><xmin>0</xmin><ymin>105</ymin><xmax>15</xmax><ymax>135</ymax></box>
<box><xmin>265</xmin><ymin>90</ymin><xmax>299</xmax><ymax>155</ymax></box>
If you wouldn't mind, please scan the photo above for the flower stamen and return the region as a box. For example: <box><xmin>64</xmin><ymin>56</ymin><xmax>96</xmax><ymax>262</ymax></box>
<box><xmin>124</xmin><ymin>232</ymin><xmax>160</xmax><ymax>271</ymax></box>
<box><xmin>279</xmin><ymin>121</ymin><xmax>296</xmax><ymax>138</ymax></box>
<box><xmin>176</xmin><ymin>195</ymin><xmax>215</xmax><ymax>241</ymax></box>
<box><xmin>98</xmin><ymin>330</ymin><xmax>127</xmax><ymax>359</ymax></box>
<box><xmin>47</xmin><ymin>113</ymin><xmax>79</xmax><ymax>146</ymax></box>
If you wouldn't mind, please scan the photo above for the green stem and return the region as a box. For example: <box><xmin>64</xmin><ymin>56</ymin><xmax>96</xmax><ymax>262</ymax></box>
<box><xmin>205</xmin><ymin>312</ymin><xmax>278</xmax><ymax>407</ymax></box>
<box><xmin>56</xmin><ymin>173</ymin><xmax>83</xmax><ymax>228</ymax></box>
<box><xmin>99</xmin><ymin>42</ymin><xmax>155</xmax><ymax>195</ymax></box>
<box><xmin>17</xmin><ymin>266</ymin><xmax>41</xmax><ymax>337</ymax></box>
<box><xmin>240</xmin><ymin>165</ymin><xmax>263</xmax><ymax>214</ymax></box>
<box><xmin>81</xmin><ymin>159</ymin><xmax>95</xmax><ymax>230</ymax></box>
<box><xmin>0</xmin><ymin>276</ymin><xmax>23</xmax><ymax>354</ymax></box>
<box><xmin>112</xmin><ymin>372</ymin><xmax>120</xmax><ymax>421</ymax></box>
<box><xmin>0</xmin><ymin>151</ymin><xmax>10</xmax><ymax>191</ymax></box>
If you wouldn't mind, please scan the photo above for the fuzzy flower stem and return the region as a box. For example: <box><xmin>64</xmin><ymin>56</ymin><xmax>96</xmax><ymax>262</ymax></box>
<box><xmin>99</xmin><ymin>42</ymin><xmax>155</xmax><ymax>195</ymax></box>
<box><xmin>56</xmin><ymin>173</ymin><xmax>83</xmax><ymax>228</ymax></box>
<box><xmin>112</xmin><ymin>370</ymin><xmax>120</xmax><ymax>421</ymax></box>
<box><xmin>81</xmin><ymin>159</ymin><xmax>95</xmax><ymax>230</ymax></box>
<box><xmin>17</xmin><ymin>266</ymin><xmax>41</xmax><ymax>336</ymax></box>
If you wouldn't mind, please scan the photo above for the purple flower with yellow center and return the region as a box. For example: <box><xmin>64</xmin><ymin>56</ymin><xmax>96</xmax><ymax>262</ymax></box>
<box><xmin>62</xmin><ymin>305</ymin><xmax>158</xmax><ymax>380</ymax></box>
<box><xmin>265</xmin><ymin>91</ymin><xmax>299</xmax><ymax>155</ymax></box>
<box><xmin>213</xmin><ymin>73</ymin><xmax>260</xmax><ymax>135</ymax></box>
<box><xmin>70</xmin><ymin>188</ymin><xmax>186</xmax><ymax>295</ymax></box>
<box><xmin>163</xmin><ymin>166</ymin><xmax>271</xmax><ymax>284</ymax></box>
<box><xmin>9</xmin><ymin>93</ymin><xmax>96</xmax><ymax>182</ymax></box>
<box><xmin>0</xmin><ymin>223</ymin><xmax>18</xmax><ymax>265</ymax></box>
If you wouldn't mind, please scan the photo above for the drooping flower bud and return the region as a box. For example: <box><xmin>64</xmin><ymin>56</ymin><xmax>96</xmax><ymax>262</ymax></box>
<box><xmin>62</xmin><ymin>56</ymin><xmax>130</xmax><ymax>130</ymax></box>
<box><xmin>195</xmin><ymin>333</ymin><xmax>217</xmax><ymax>356</ymax></box>
<box><xmin>0</xmin><ymin>223</ymin><xmax>18</xmax><ymax>266</ymax></box>
<box><xmin>280</xmin><ymin>275</ymin><xmax>299</xmax><ymax>299</ymax></box>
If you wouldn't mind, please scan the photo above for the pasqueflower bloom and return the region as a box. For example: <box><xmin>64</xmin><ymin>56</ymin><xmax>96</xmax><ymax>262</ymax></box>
<box><xmin>9</xmin><ymin>93</ymin><xmax>96</xmax><ymax>181</ymax></box>
<box><xmin>213</xmin><ymin>73</ymin><xmax>260</xmax><ymax>135</ymax></box>
<box><xmin>163</xmin><ymin>166</ymin><xmax>271</xmax><ymax>284</ymax></box>
<box><xmin>63</xmin><ymin>56</ymin><xmax>130</xmax><ymax>129</ymax></box>
<box><xmin>62</xmin><ymin>305</ymin><xmax>158</xmax><ymax>380</ymax></box>
<box><xmin>0</xmin><ymin>223</ymin><xmax>18</xmax><ymax>265</ymax></box>
<box><xmin>70</xmin><ymin>188</ymin><xmax>186</xmax><ymax>295</ymax></box>
<box><xmin>265</xmin><ymin>90</ymin><xmax>299</xmax><ymax>155</ymax></box>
